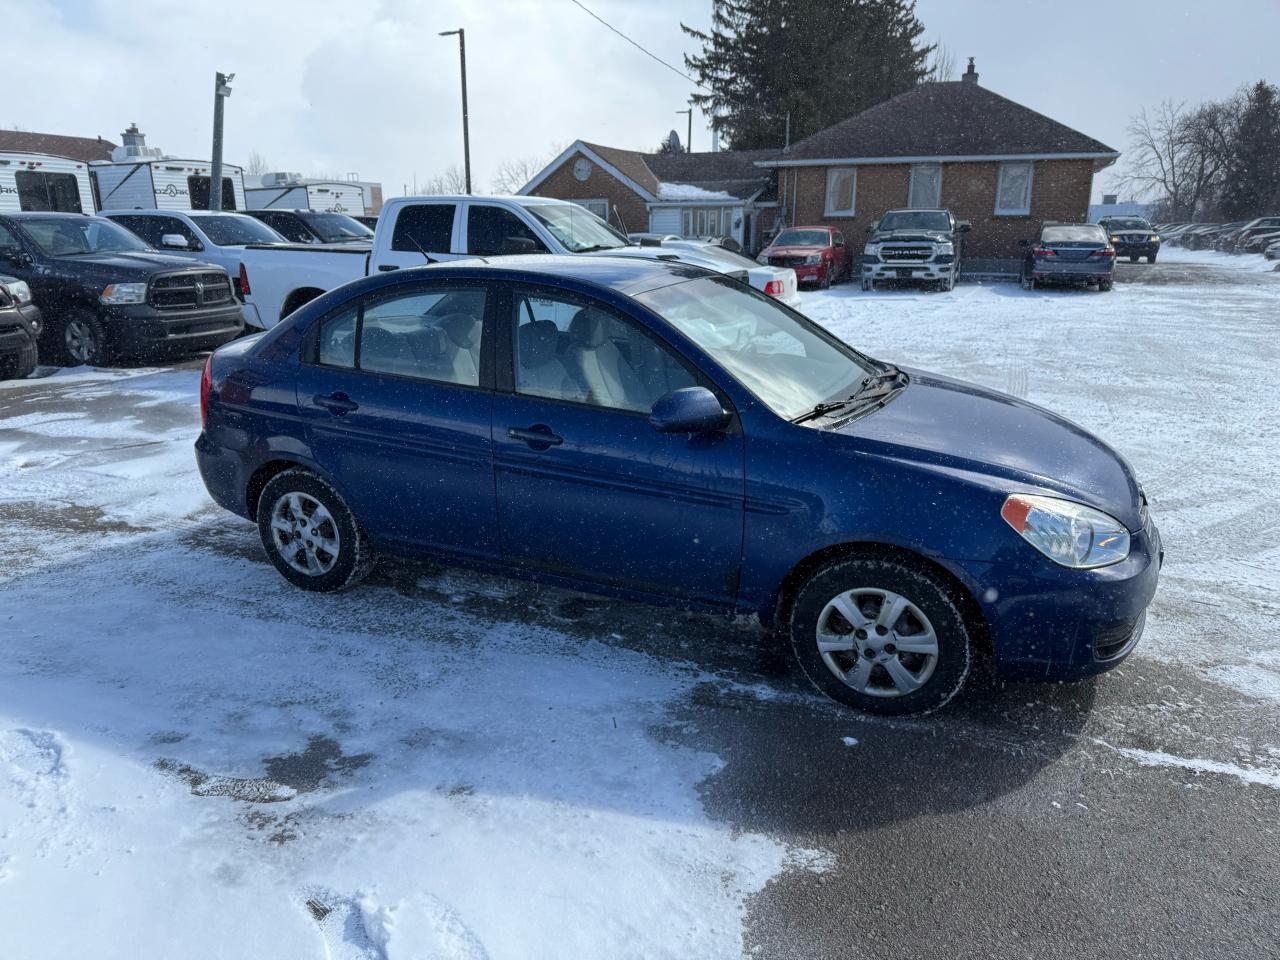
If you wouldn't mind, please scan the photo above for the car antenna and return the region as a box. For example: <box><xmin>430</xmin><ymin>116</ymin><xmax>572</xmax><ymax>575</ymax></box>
<box><xmin>404</xmin><ymin>233</ymin><xmax>439</xmax><ymax>264</ymax></box>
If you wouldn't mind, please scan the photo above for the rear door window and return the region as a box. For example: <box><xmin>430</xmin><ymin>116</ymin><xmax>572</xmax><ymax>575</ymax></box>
<box><xmin>391</xmin><ymin>204</ymin><xmax>456</xmax><ymax>254</ymax></box>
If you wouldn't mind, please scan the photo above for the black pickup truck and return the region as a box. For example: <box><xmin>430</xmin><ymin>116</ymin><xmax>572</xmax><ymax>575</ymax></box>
<box><xmin>0</xmin><ymin>212</ymin><xmax>243</xmax><ymax>366</ymax></box>
<box><xmin>0</xmin><ymin>274</ymin><xmax>41</xmax><ymax>380</ymax></box>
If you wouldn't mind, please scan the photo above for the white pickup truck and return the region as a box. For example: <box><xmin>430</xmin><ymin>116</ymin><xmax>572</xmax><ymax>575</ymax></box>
<box><xmin>238</xmin><ymin>195</ymin><xmax>799</xmax><ymax>328</ymax></box>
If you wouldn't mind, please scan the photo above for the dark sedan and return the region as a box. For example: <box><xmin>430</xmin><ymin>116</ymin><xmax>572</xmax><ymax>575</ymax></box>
<box><xmin>1021</xmin><ymin>223</ymin><xmax>1116</xmax><ymax>291</ymax></box>
<box><xmin>196</xmin><ymin>256</ymin><xmax>1160</xmax><ymax>716</ymax></box>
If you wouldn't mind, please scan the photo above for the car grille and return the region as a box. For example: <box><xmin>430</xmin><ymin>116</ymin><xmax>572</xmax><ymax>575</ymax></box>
<box><xmin>149</xmin><ymin>272</ymin><xmax>233</xmax><ymax>311</ymax></box>
<box><xmin>1121</xmin><ymin>234</ymin><xmax>1149</xmax><ymax>243</ymax></box>
<box><xmin>1095</xmin><ymin>611</ymin><xmax>1146</xmax><ymax>661</ymax></box>
<box><xmin>768</xmin><ymin>255</ymin><xmax>807</xmax><ymax>268</ymax></box>
<box><xmin>880</xmin><ymin>245</ymin><xmax>933</xmax><ymax>262</ymax></box>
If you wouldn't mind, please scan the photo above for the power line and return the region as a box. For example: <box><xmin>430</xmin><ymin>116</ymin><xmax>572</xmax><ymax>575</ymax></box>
<box><xmin>566</xmin><ymin>0</ymin><xmax>708</xmax><ymax>92</ymax></box>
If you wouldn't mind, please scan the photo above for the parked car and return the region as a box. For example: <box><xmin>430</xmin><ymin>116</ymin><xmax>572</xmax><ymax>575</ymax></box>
<box><xmin>1021</xmin><ymin>222</ymin><xmax>1115</xmax><ymax>291</ymax></box>
<box><xmin>1265</xmin><ymin>239</ymin><xmax>1280</xmax><ymax>260</ymax></box>
<box><xmin>610</xmin><ymin>238</ymin><xmax>801</xmax><ymax>309</ymax></box>
<box><xmin>101</xmin><ymin>209</ymin><xmax>287</xmax><ymax>328</ymax></box>
<box><xmin>0</xmin><ymin>213</ymin><xmax>243</xmax><ymax>365</ymax></box>
<box><xmin>237</xmin><ymin>195</ymin><xmax>643</xmax><ymax>329</ymax></box>
<box><xmin>0</xmin><ymin>274</ymin><xmax>41</xmax><ymax>380</ymax></box>
<box><xmin>196</xmin><ymin>256</ymin><xmax>1161</xmax><ymax>716</ymax></box>
<box><xmin>1242</xmin><ymin>229</ymin><xmax>1280</xmax><ymax>254</ymax></box>
<box><xmin>1186</xmin><ymin>222</ymin><xmax>1240</xmax><ymax>250</ymax></box>
<box><xmin>242</xmin><ymin>209</ymin><xmax>374</xmax><ymax>245</ymax></box>
<box><xmin>1218</xmin><ymin>217</ymin><xmax>1280</xmax><ymax>253</ymax></box>
<box><xmin>860</xmin><ymin>209</ymin><xmax>970</xmax><ymax>291</ymax></box>
<box><xmin>757</xmin><ymin>226</ymin><xmax>852</xmax><ymax>289</ymax></box>
<box><xmin>1097</xmin><ymin>216</ymin><xmax>1160</xmax><ymax>263</ymax></box>
<box><xmin>353</xmin><ymin>215</ymin><xmax>379</xmax><ymax>230</ymax></box>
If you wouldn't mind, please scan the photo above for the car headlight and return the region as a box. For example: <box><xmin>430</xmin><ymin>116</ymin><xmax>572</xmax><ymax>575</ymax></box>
<box><xmin>1001</xmin><ymin>494</ymin><xmax>1131</xmax><ymax>568</ymax></box>
<box><xmin>864</xmin><ymin>243</ymin><xmax>880</xmax><ymax>255</ymax></box>
<box><xmin>935</xmin><ymin>242</ymin><xmax>954</xmax><ymax>256</ymax></box>
<box><xmin>756</xmin><ymin>253</ymin><xmax>769</xmax><ymax>264</ymax></box>
<box><xmin>100</xmin><ymin>282</ymin><xmax>148</xmax><ymax>305</ymax></box>
<box><xmin>2</xmin><ymin>279</ymin><xmax>32</xmax><ymax>305</ymax></box>
<box><xmin>1109</xmin><ymin>235</ymin><xmax>1121</xmax><ymax>243</ymax></box>
<box><xmin>804</xmin><ymin>253</ymin><xmax>822</xmax><ymax>264</ymax></box>
<box><xmin>1150</xmin><ymin>235</ymin><xmax>1159</xmax><ymax>243</ymax></box>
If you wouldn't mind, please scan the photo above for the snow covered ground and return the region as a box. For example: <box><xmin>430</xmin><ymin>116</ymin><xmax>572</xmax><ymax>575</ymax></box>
<box><xmin>1</xmin><ymin>249</ymin><xmax>1277</xmax><ymax>958</ymax></box>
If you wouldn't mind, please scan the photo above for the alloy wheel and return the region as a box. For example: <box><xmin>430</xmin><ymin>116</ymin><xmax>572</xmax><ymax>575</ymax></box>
<box><xmin>269</xmin><ymin>492</ymin><xmax>341</xmax><ymax>576</ymax></box>
<box><xmin>814</xmin><ymin>587</ymin><xmax>939</xmax><ymax>697</ymax></box>
<box><xmin>65</xmin><ymin>318</ymin><xmax>97</xmax><ymax>364</ymax></box>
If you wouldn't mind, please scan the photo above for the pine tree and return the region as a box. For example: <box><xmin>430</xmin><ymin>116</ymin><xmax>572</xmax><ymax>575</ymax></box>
<box><xmin>1218</xmin><ymin>80</ymin><xmax>1280</xmax><ymax>218</ymax></box>
<box><xmin>682</xmin><ymin>0</ymin><xmax>933</xmax><ymax>150</ymax></box>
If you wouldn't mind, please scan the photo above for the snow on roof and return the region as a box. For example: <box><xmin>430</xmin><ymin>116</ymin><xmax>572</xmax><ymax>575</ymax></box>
<box><xmin>656</xmin><ymin>182</ymin><xmax>736</xmax><ymax>201</ymax></box>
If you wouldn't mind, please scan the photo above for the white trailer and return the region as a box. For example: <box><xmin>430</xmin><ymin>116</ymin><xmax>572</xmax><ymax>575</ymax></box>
<box><xmin>0</xmin><ymin>152</ymin><xmax>96</xmax><ymax>214</ymax></box>
<box><xmin>245</xmin><ymin>179</ymin><xmax>368</xmax><ymax>215</ymax></box>
<box><xmin>89</xmin><ymin>159</ymin><xmax>247</xmax><ymax>211</ymax></box>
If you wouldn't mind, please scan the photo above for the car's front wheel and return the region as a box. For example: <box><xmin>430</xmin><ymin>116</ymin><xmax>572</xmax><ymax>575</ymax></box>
<box><xmin>58</xmin><ymin>308</ymin><xmax>112</xmax><ymax>366</ymax></box>
<box><xmin>256</xmin><ymin>468</ymin><xmax>374</xmax><ymax>591</ymax></box>
<box><xmin>788</xmin><ymin>556</ymin><xmax>972</xmax><ymax>715</ymax></box>
<box><xmin>0</xmin><ymin>338</ymin><xmax>38</xmax><ymax>381</ymax></box>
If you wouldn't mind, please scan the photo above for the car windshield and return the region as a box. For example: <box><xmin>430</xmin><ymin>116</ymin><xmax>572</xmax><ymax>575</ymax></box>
<box><xmin>189</xmin><ymin>215</ymin><xmax>285</xmax><ymax>246</ymax></box>
<box><xmin>1043</xmin><ymin>225</ymin><xmax>1106</xmax><ymax>243</ymax></box>
<box><xmin>524</xmin><ymin>203</ymin><xmax>629</xmax><ymax>252</ymax></box>
<box><xmin>773</xmin><ymin>229</ymin><xmax>829</xmax><ymax>247</ymax></box>
<box><xmin>1105</xmin><ymin>218</ymin><xmax>1151</xmax><ymax>230</ymax></box>
<box><xmin>19</xmin><ymin>217</ymin><xmax>150</xmax><ymax>256</ymax></box>
<box><xmin>635</xmin><ymin>276</ymin><xmax>875</xmax><ymax>420</ymax></box>
<box><xmin>666</xmin><ymin>242</ymin><xmax>759</xmax><ymax>269</ymax></box>
<box><xmin>876</xmin><ymin>211</ymin><xmax>951</xmax><ymax>231</ymax></box>
<box><xmin>302</xmin><ymin>213</ymin><xmax>374</xmax><ymax>242</ymax></box>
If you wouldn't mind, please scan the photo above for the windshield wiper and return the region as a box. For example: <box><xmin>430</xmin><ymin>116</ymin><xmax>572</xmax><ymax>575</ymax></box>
<box><xmin>791</xmin><ymin>369</ymin><xmax>909</xmax><ymax>424</ymax></box>
<box><xmin>574</xmin><ymin>243</ymin><xmax>625</xmax><ymax>253</ymax></box>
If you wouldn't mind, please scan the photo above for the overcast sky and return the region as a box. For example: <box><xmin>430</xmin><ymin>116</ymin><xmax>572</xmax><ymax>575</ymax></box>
<box><xmin>4</xmin><ymin>0</ymin><xmax>1277</xmax><ymax>202</ymax></box>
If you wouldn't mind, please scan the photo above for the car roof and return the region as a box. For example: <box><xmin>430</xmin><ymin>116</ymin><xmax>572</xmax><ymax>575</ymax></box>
<box><xmin>379</xmin><ymin>254</ymin><xmax>714</xmax><ymax>297</ymax></box>
<box><xmin>386</xmin><ymin>195</ymin><xmax>578</xmax><ymax>208</ymax></box>
<box><xmin>99</xmin><ymin>209</ymin><xmax>253</xmax><ymax>218</ymax></box>
<box><xmin>0</xmin><ymin>211</ymin><xmax>95</xmax><ymax>220</ymax></box>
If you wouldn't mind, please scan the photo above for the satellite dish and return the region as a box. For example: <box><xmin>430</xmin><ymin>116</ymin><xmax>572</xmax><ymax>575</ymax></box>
<box><xmin>666</xmin><ymin>129</ymin><xmax>682</xmax><ymax>152</ymax></box>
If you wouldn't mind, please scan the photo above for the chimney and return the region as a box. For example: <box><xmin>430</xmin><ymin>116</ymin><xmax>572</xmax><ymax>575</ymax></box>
<box><xmin>962</xmin><ymin>57</ymin><xmax>979</xmax><ymax>85</ymax></box>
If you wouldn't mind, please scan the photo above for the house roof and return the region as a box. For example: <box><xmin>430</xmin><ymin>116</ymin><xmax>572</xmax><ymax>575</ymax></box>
<box><xmin>0</xmin><ymin>129</ymin><xmax>116</xmax><ymax>163</ymax></box>
<box><xmin>766</xmin><ymin>81</ymin><xmax>1117</xmax><ymax>165</ymax></box>
<box><xmin>581</xmin><ymin>141</ymin><xmax>660</xmax><ymax>196</ymax></box>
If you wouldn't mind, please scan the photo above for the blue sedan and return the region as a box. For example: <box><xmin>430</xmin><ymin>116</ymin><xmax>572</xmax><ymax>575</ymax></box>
<box><xmin>196</xmin><ymin>256</ymin><xmax>1161</xmax><ymax>715</ymax></box>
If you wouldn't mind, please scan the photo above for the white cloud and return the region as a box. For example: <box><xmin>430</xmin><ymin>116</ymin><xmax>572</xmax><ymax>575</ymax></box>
<box><xmin>1</xmin><ymin>0</ymin><xmax>714</xmax><ymax>195</ymax></box>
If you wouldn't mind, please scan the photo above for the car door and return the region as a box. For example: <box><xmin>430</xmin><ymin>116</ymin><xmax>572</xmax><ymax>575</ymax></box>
<box><xmin>371</xmin><ymin>202</ymin><xmax>464</xmax><ymax>273</ymax></box>
<box><xmin>256</xmin><ymin>212</ymin><xmax>313</xmax><ymax>243</ymax></box>
<box><xmin>491</xmin><ymin>284</ymin><xmax>745</xmax><ymax>603</ymax></box>
<box><xmin>293</xmin><ymin>279</ymin><xmax>500</xmax><ymax>559</ymax></box>
<box><xmin>463</xmin><ymin>203</ymin><xmax>551</xmax><ymax>257</ymax></box>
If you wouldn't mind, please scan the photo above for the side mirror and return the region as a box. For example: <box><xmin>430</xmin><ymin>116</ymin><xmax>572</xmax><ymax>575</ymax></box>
<box><xmin>161</xmin><ymin>233</ymin><xmax>192</xmax><ymax>250</ymax></box>
<box><xmin>499</xmin><ymin>236</ymin><xmax>539</xmax><ymax>255</ymax></box>
<box><xmin>867</xmin><ymin>220</ymin><xmax>879</xmax><ymax>234</ymax></box>
<box><xmin>956</xmin><ymin>221</ymin><xmax>972</xmax><ymax>233</ymax></box>
<box><xmin>0</xmin><ymin>245</ymin><xmax>31</xmax><ymax>267</ymax></box>
<box><xmin>649</xmin><ymin>386</ymin><xmax>731</xmax><ymax>434</ymax></box>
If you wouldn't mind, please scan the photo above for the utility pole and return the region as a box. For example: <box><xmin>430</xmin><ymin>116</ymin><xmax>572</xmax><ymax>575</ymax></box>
<box><xmin>210</xmin><ymin>72</ymin><xmax>234</xmax><ymax>211</ymax></box>
<box><xmin>439</xmin><ymin>29</ymin><xmax>472</xmax><ymax>193</ymax></box>
<box><xmin>676</xmin><ymin>105</ymin><xmax>692</xmax><ymax>153</ymax></box>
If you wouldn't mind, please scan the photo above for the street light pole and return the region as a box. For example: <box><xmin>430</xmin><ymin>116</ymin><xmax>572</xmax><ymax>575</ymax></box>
<box><xmin>439</xmin><ymin>29</ymin><xmax>471</xmax><ymax>194</ymax></box>
<box><xmin>676</xmin><ymin>106</ymin><xmax>692</xmax><ymax>152</ymax></box>
<box><xmin>210</xmin><ymin>72</ymin><xmax>234</xmax><ymax>211</ymax></box>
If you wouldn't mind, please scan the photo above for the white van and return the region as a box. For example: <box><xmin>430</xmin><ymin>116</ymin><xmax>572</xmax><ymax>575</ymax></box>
<box><xmin>90</xmin><ymin>159</ymin><xmax>248</xmax><ymax>211</ymax></box>
<box><xmin>0</xmin><ymin>153</ymin><xmax>96</xmax><ymax>214</ymax></box>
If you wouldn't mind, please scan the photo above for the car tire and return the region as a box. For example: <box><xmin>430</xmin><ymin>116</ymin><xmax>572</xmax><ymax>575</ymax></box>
<box><xmin>57</xmin><ymin>308</ymin><xmax>112</xmax><ymax>367</ymax></box>
<box><xmin>1147</xmin><ymin>254</ymin><xmax>1157</xmax><ymax>264</ymax></box>
<box><xmin>0</xmin><ymin>338</ymin><xmax>38</xmax><ymax>381</ymax></box>
<box><xmin>819</xmin><ymin>267</ymin><xmax>831</xmax><ymax>290</ymax></box>
<box><xmin>788</xmin><ymin>556</ymin><xmax>972</xmax><ymax>716</ymax></box>
<box><xmin>861</xmin><ymin>278</ymin><xmax>874</xmax><ymax>292</ymax></box>
<box><xmin>1021</xmin><ymin>273</ymin><xmax>1036</xmax><ymax>291</ymax></box>
<box><xmin>256</xmin><ymin>468</ymin><xmax>375</xmax><ymax>592</ymax></box>
<box><xmin>1128</xmin><ymin>255</ymin><xmax>1138</xmax><ymax>263</ymax></box>
<box><xmin>1099</xmin><ymin>279</ymin><xmax>1114</xmax><ymax>292</ymax></box>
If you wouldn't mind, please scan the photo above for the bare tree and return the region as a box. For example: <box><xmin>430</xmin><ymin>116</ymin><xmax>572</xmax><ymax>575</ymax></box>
<box><xmin>490</xmin><ymin>155</ymin><xmax>546</xmax><ymax>194</ymax></box>
<box><xmin>927</xmin><ymin>43</ymin><xmax>956</xmax><ymax>82</ymax></box>
<box><xmin>245</xmin><ymin>150</ymin><xmax>271</xmax><ymax>177</ymax></box>
<box><xmin>1114</xmin><ymin>101</ymin><xmax>1225</xmax><ymax>220</ymax></box>
<box><xmin>420</xmin><ymin>165</ymin><xmax>468</xmax><ymax>194</ymax></box>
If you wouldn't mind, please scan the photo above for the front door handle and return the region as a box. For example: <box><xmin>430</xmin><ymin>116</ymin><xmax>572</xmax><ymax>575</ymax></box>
<box><xmin>507</xmin><ymin>425</ymin><xmax>563</xmax><ymax>449</ymax></box>
<box><xmin>313</xmin><ymin>392</ymin><xmax>358</xmax><ymax>416</ymax></box>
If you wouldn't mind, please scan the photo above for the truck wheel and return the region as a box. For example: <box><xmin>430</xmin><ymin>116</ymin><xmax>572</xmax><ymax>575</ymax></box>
<box><xmin>0</xmin><ymin>338</ymin><xmax>38</xmax><ymax>381</ymax></box>
<box><xmin>788</xmin><ymin>556</ymin><xmax>972</xmax><ymax>716</ymax></box>
<box><xmin>1146</xmin><ymin>254</ymin><xmax>1157</xmax><ymax>264</ymax></box>
<box><xmin>1128</xmin><ymin>255</ymin><xmax>1138</xmax><ymax>263</ymax></box>
<box><xmin>1021</xmin><ymin>273</ymin><xmax>1036</xmax><ymax>291</ymax></box>
<box><xmin>819</xmin><ymin>268</ymin><xmax>831</xmax><ymax>290</ymax></box>
<box><xmin>256</xmin><ymin>468</ymin><xmax>374</xmax><ymax>592</ymax></box>
<box><xmin>58</xmin><ymin>308</ymin><xmax>112</xmax><ymax>367</ymax></box>
<box><xmin>942</xmin><ymin>273</ymin><xmax>956</xmax><ymax>292</ymax></box>
<box><xmin>861</xmin><ymin>278</ymin><xmax>874</xmax><ymax>292</ymax></box>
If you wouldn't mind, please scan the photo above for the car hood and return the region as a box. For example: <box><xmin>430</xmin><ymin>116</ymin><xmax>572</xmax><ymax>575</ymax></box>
<box><xmin>830</xmin><ymin>368</ymin><xmax>1142</xmax><ymax>530</ymax></box>
<box><xmin>870</xmin><ymin>229</ymin><xmax>951</xmax><ymax>244</ymax></box>
<box><xmin>50</xmin><ymin>250</ymin><xmax>214</xmax><ymax>279</ymax></box>
<box><xmin>763</xmin><ymin>245</ymin><xmax>825</xmax><ymax>257</ymax></box>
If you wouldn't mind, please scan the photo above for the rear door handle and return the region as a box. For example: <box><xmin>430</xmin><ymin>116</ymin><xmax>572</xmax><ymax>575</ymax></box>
<box><xmin>313</xmin><ymin>392</ymin><xmax>358</xmax><ymax>415</ymax></box>
<box><xmin>377</xmin><ymin>264</ymin><xmax>399</xmax><ymax>272</ymax></box>
<box><xmin>507</xmin><ymin>425</ymin><xmax>563</xmax><ymax>448</ymax></box>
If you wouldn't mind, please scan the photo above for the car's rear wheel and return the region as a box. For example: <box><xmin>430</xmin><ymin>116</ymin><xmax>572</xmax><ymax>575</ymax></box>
<box><xmin>788</xmin><ymin>556</ymin><xmax>972</xmax><ymax>715</ymax></box>
<box><xmin>1099</xmin><ymin>278</ymin><xmax>1114</xmax><ymax>292</ymax></box>
<box><xmin>1021</xmin><ymin>272</ymin><xmax>1036</xmax><ymax>291</ymax></box>
<box><xmin>59</xmin><ymin>308</ymin><xmax>111</xmax><ymax>367</ymax></box>
<box><xmin>1146</xmin><ymin>254</ymin><xmax>1157</xmax><ymax>264</ymax></box>
<box><xmin>256</xmin><ymin>468</ymin><xmax>374</xmax><ymax>592</ymax></box>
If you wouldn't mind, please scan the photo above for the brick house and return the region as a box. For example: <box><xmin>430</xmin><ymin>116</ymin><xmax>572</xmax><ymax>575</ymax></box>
<box><xmin>519</xmin><ymin>141</ymin><xmax>778</xmax><ymax>250</ymax></box>
<box><xmin>760</xmin><ymin>61</ymin><xmax>1118</xmax><ymax>269</ymax></box>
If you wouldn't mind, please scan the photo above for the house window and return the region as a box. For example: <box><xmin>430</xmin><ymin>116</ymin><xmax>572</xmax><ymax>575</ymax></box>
<box><xmin>681</xmin><ymin>207</ymin><xmax>730</xmax><ymax>237</ymax></box>
<box><xmin>908</xmin><ymin>164</ymin><xmax>942</xmax><ymax>208</ymax></box>
<box><xmin>995</xmin><ymin>161</ymin><xmax>1034</xmax><ymax>215</ymax></box>
<box><xmin>573</xmin><ymin>199</ymin><xmax>609</xmax><ymax>220</ymax></box>
<box><xmin>824</xmin><ymin>168</ymin><xmax>856</xmax><ymax>216</ymax></box>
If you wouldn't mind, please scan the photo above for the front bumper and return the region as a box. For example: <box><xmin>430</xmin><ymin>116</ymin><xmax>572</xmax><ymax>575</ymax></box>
<box><xmin>964</xmin><ymin>522</ymin><xmax>1163</xmax><ymax>681</ymax></box>
<box><xmin>791</xmin><ymin>262</ymin><xmax>832</xmax><ymax>284</ymax></box>
<box><xmin>0</xmin><ymin>303</ymin><xmax>40</xmax><ymax>357</ymax></box>
<box><xmin>105</xmin><ymin>303</ymin><xmax>244</xmax><ymax>358</ymax></box>
<box><xmin>864</xmin><ymin>261</ymin><xmax>953</xmax><ymax>282</ymax></box>
<box><xmin>1114</xmin><ymin>241</ymin><xmax>1159</xmax><ymax>257</ymax></box>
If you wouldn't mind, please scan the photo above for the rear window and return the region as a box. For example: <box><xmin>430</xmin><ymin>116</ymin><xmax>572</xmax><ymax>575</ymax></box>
<box><xmin>1043</xmin><ymin>225</ymin><xmax>1106</xmax><ymax>243</ymax></box>
<box><xmin>189</xmin><ymin>215</ymin><xmax>284</xmax><ymax>246</ymax></box>
<box><xmin>391</xmin><ymin>204</ymin><xmax>456</xmax><ymax>254</ymax></box>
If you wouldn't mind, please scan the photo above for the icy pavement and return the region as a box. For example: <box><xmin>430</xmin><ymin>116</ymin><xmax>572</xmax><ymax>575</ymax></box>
<box><xmin>1</xmin><ymin>251</ymin><xmax>1278</xmax><ymax>959</ymax></box>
